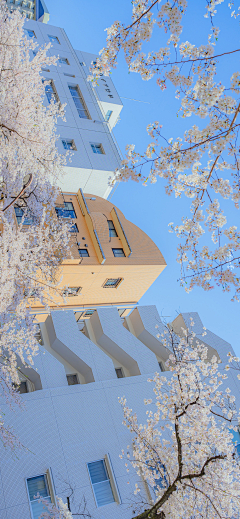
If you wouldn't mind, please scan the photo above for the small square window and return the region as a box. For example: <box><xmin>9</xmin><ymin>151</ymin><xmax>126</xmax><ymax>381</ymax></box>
<box><xmin>115</xmin><ymin>368</ymin><xmax>124</xmax><ymax>379</ymax></box>
<box><xmin>58</xmin><ymin>57</ymin><xmax>69</xmax><ymax>65</ymax></box>
<box><xmin>103</xmin><ymin>278</ymin><xmax>122</xmax><ymax>288</ymax></box>
<box><xmin>48</xmin><ymin>35</ymin><xmax>60</xmax><ymax>44</ymax></box>
<box><xmin>91</xmin><ymin>143</ymin><xmax>104</xmax><ymax>154</ymax></box>
<box><xmin>67</xmin><ymin>374</ymin><xmax>79</xmax><ymax>385</ymax></box>
<box><xmin>63</xmin><ymin>287</ymin><xmax>81</xmax><ymax>297</ymax></box>
<box><xmin>62</xmin><ymin>139</ymin><xmax>76</xmax><ymax>150</ymax></box>
<box><xmin>112</xmin><ymin>248</ymin><xmax>125</xmax><ymax>257</ymax></box>
<box><xmin>78</xmin><ymin>248</ymin><xmax>89</xmax><ymax>257</ymax></box>
<box><xmin>25</xmin><ymin>29</ymin><xmax>35</xmax><ymax>38</ymax></box>
<box><xmin>107</xmin><ymin>220</ymin><xmax>117</xmax><ymax>237</ymax></box>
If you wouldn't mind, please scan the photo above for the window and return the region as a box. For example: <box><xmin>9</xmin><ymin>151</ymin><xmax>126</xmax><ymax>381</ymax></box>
<box><xmin>103</xmin><ymin>278</ymin><xmax>122</xmax><ymax>288</ymax></box>
<box><xmin>105</xmin><ymin>110</ymin><xmax>113</xmax><ymax>122</ymax></box>
<box><xmin>70</xmin><ymin>223</ymin><xmax>79</xmax><ymax>233</ymax></box>
<box><xmin>67</xmin><ymin>374</ymin><xmax>79</xmax><ymax>385</ymax></box>
<box><xmin>88</xmin><ymin>459</ymin><xmax>115</xmax><ymax>507</ymax></box>
<box><xmin>62</xmin><ymin>139</ymin><xmax>76</xmax><ymax>150</ymax></box>
<box><xmin>44</xmin><ymin>80</ymin><xmax>58</xmax><ymax>104</ymax></box>
<box><xmin>55</xmin><ymin>201</ymin><xmax>76</xmax><ymax>219</ymax></box>
<box><xmin>78</xmin><ymin>248</ymin><xmax>89</xmax><ymax>257</ymax></box>
<box><xmin>115</xmin><ymin>368</ymin><xmax>124</xmax><ymax>379</ymax></box>
<box><xmin>27</xmin><ymin>474</ymin><xmax>51</xmax><ymax>519</ymax></box>
<box><xmin>91</xmin><ymin>143</ymin><xmax>104</xmax><ymax>154</ymax></box>
<box><xmin>63</xmin><ymin>287</ymin><xmax>81</xmax><ymax>297</ymax></box>
<box><xmin>58</xmin><ymin>57</ymin><xmax>69</xmax><ymax>65</ymax></box>
<box><xmin>112</xmin><ymin>248</ymin><xmax>125</xmax><ymax>258</ymax></box>
<box><xmin>107</xmin><ymin>220</ymin><xmax>117</xmax><ymax>238</ymax></box>
<box><xmin>35</xmin><ymin>325</ymin><xmax>43</xmax><ymax>346</ymax></box>
<box><xmin>68</xmin><ymin>85</ymin><xmax>89</xmax><ymax>119</ymax></box>
<box><xmin>84</xmin><ymin>309</ymin><xmax>95</xmax><ymax>316</ymax></box>
<box><xmin>25</xmin><ymin>29</ymin><xmax>35</xmax><ymax>38</ymax></box>
<box><xmin>15</xmin><ymin>207</ymin><xmax>35</xmax><ymax>225</ymax></box>
<box><xmin>64</xmin><ymin>73</ymin><xmax>75</xmax><ymax>77</ymax></box>
<box><xmin>159</xmin><ymin>361</ymin><xmax>165</xmax><ymax>372</ymax></box>
<box><xmin>48</xmin><ymin>35</ymin><xmax>60</xmax><ymax>44</ymax></box>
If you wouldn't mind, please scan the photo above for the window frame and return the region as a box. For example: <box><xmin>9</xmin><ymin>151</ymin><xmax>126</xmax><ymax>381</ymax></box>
<box><xmin>68</xmin><ymin>85</ymin><xmax>90</xmax><ymax>119</ymax></box>
<box><xmin>55</xmin><ymin>201</ymin><xmax>76</xmax><ymax>220</ymax></box>
<box><xmin>26</xmin><ymin>470</ymin><xmax>56</xmax><ymax>519</ymax></box>
<box><xmin>115</xmin><ymin>367</ymin><xmax>124</xmax><ymax>379</ymax></box>
<box><xmin>66</xmin><ymin>373</ymin><xmax>79</xmax><ymax>386</ymax></box>
<box><xmin>112</xmin><ymin>248</ymin><xmax>126</xmax><ymax>258</ymax></box>
<box><xmin>78</xmin><ymin>248</ymin><xmax>89</xmax><ymax>258</ymax></box>
<box><xmin>24</xmin><ymin>29</ymin><xmax>36</xmax><ymax>38</ymax></box>
<box><xmin>43</xmin><ymin>79</ymin><xmax>59</xmax><ymax>104</ymax></box>
<box><xmin>90</xmin><ymin>143</ymin><xmax>104</xmax><ymax>155</ymax></box>
<box><xmin>58</xmin><ymin>57</ymin><xmax>69</xmax><ymax>65</ymax></box>
<box><xmin>107</xmin><ymin>220</ymin><xmax>118</xmax><ymax>237</ymax></box>
<box><xmin>62</xmin><ymin>287</ymin><xmax>81</xmax><ymax>297</ymax></box>
<box><xmin>61</xmin><ymin>139</ymin><xmax>76</xmax><ymax>151</ymax></box>
<box><xmin>103</xmin><ymin>278</ymin><xmax>123</xmax><ymax>289</ymax></box>
<box><xmin>87</xmin><ymin>457</ymin><xmax>117</xmax><ymax>508</ymax></box>
<box><xmin>48</xmin><ymin>35</ymin><xmax>60</xmax><ymax>44</ymax></box>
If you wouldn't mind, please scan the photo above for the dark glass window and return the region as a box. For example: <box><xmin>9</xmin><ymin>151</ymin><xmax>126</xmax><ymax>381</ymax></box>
<box><xmin>107</xmin><ymin>220</ymin><xmax>117</xmax><ymax>237</ymax></box>
<box><xmin>159</xmin><ymin>361</ymin><xmax>165</xmax><ymax>372</ymax></box>
<box><xmin>48</xmin><ymin>35</ymin><xmax>60</xmax><ymax>44</ymax></box>
<box><xmin>25</xmin><ymin>29</ymin><xmax>35</xmax><ymax>38</ymax></box>
<box><xmin>91</xmin><ymin>143</ymin><xmax>104</xmax><ymax>154</ymax></box>
<box><xmin>115</xmin><ymin>368</ymin><xmax>124</xmax><ymax>379</ymax></box>
<box><xmin>67</xmin><ymin>374</ymin><xmax>79</xmax><ymax>385</ymax></box>
<box><xmin>112</xmin><ymin>248</ymin><xmax>125</xmax><ymax>257</ymax></box>
<box><xmin>68</xmin><ymin>86</ymin><xmax>89</xmax><ymax>119</ymax></box>
<box><xmin>55</xmin><ymin>202</ymin><xmax>76</xmax><ymax>219</ymax></box>
<box><xmin>59</xmin><ymin>57</ymin><xmax>69</xmax><ymax>65</ymax></box>
<box><xmin>78</xmin><ymin>249</ymin><xmax>89</xmax><ymax>257</ymax></box>
<box><xmin>84</xmin><ymin>309</ymin><xmax>95</xmax><ymax>316</ymax></box>
<box><xmin>103</xmin><ymin>278</ymin><xmax>122</xmax><ymax>288</ymax></box>
<box><xmin>70</xmin><ymin>223</ymin><xmax>78</xmax><ymax>233</ymax></box>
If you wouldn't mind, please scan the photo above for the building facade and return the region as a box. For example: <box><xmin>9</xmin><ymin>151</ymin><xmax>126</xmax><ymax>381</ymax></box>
<box><xmin>23</xmin><ymin>19</ymin><xmax>123</xmax><ymax>199</ymax></box>
<box><xmin>0</xmin><ymin>306</ymin><xmax>238</xmax><ymax>519</ymax></box>
<box><xmin>6</xmin><ymin>0</ymin><xmax>50</xmax><ymax>23</ymax></box>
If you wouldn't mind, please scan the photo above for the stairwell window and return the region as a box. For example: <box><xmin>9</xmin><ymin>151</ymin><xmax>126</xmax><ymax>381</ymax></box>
<box><xmin>88</xmin><ymin>459</ymin><xmax>115</xmax><ymax>507</ymax></box>
<box><xmin>91</xmin><ymin>143</ymin><xmax>104</xmax><ymax>154</ymax></box>
<box><xmin>68</xmin><ymin>85</ymin><xmax>89</xmax><ymax>119</ymax></box>
<box><xmin>26</xmin><ymin>474</ymin><xmax>52</xmax><ymax>519</ymax></box>
<box><xmin>44</xmin><ymin>80</ymin><xmax>58</xmax><ymax>104</ymax></box>
<box><xmin>48</xmin><ymin>35</ymin><xmax>60</xmax><ymax>44</ymax></box>
<box><xmin>112</xmin><ymin>248</ymin><xmax>125</xmax><ymax>258</ymax></box>
<box><xmin>103</xmin><ymin>278</ymin><xmax>122</xmax><ymax>288</ymax></box>
<box><xmin>107</xmin><ymin>220</ymin><xmax>117</xmax><ymax>237</ymax></box>
<box><xmin>105</xmin><ymin>110</ymin><xmax>113</xmax><ymax>122</ymax></box>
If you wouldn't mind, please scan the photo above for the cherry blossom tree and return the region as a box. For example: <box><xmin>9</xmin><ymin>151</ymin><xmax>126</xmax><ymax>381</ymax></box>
<box><xmin>0</xmin><ymin>0</ymin><xmax>71</xmax><ymax>447</ymax></box>
<box><xmin>119</xmin><ymin>322</ymin><xmax>240</xmax><ymax>518</ymax></box>
<box><xmin>88</xmin><ymin>0</ymin><xmax>240</xmax><ymax>300</ymax></box>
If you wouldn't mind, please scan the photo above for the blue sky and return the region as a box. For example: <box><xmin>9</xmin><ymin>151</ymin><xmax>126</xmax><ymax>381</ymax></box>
<box><xmin>46</xmin><ymin>0</ymin><xmax>240</xmax><ymax>354</ymax></box>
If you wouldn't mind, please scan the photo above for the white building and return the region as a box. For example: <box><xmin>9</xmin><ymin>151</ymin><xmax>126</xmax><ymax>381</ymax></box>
<box><xmin>0</xmin><ymin>305</ymin><xmax>238</xmax><ymax>519</ymax></box>
<box><xmin>23</xmin><ymin>19</ymin><xmax>123</xmax><ymax>199</ymax></box>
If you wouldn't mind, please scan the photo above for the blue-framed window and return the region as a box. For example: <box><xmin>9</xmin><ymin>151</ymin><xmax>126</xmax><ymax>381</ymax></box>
<box><xmin>55</xmin><ymin>202</ymin><xmax>76</xmax><ymax>219</ymax></box>
<box><xmin>112</xmin><ymin>248</ymin><xmax>125</xmax><ymax>258</ymax></box>
<box><xmin>88</xmin><ymin>459</ymin><xmax>115</xmax><ymax>507</ymax></box>
<box><xmin>68</xmin><ymin>86</ymin><xmax>89</xmax><ymax>119</ymax></box>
